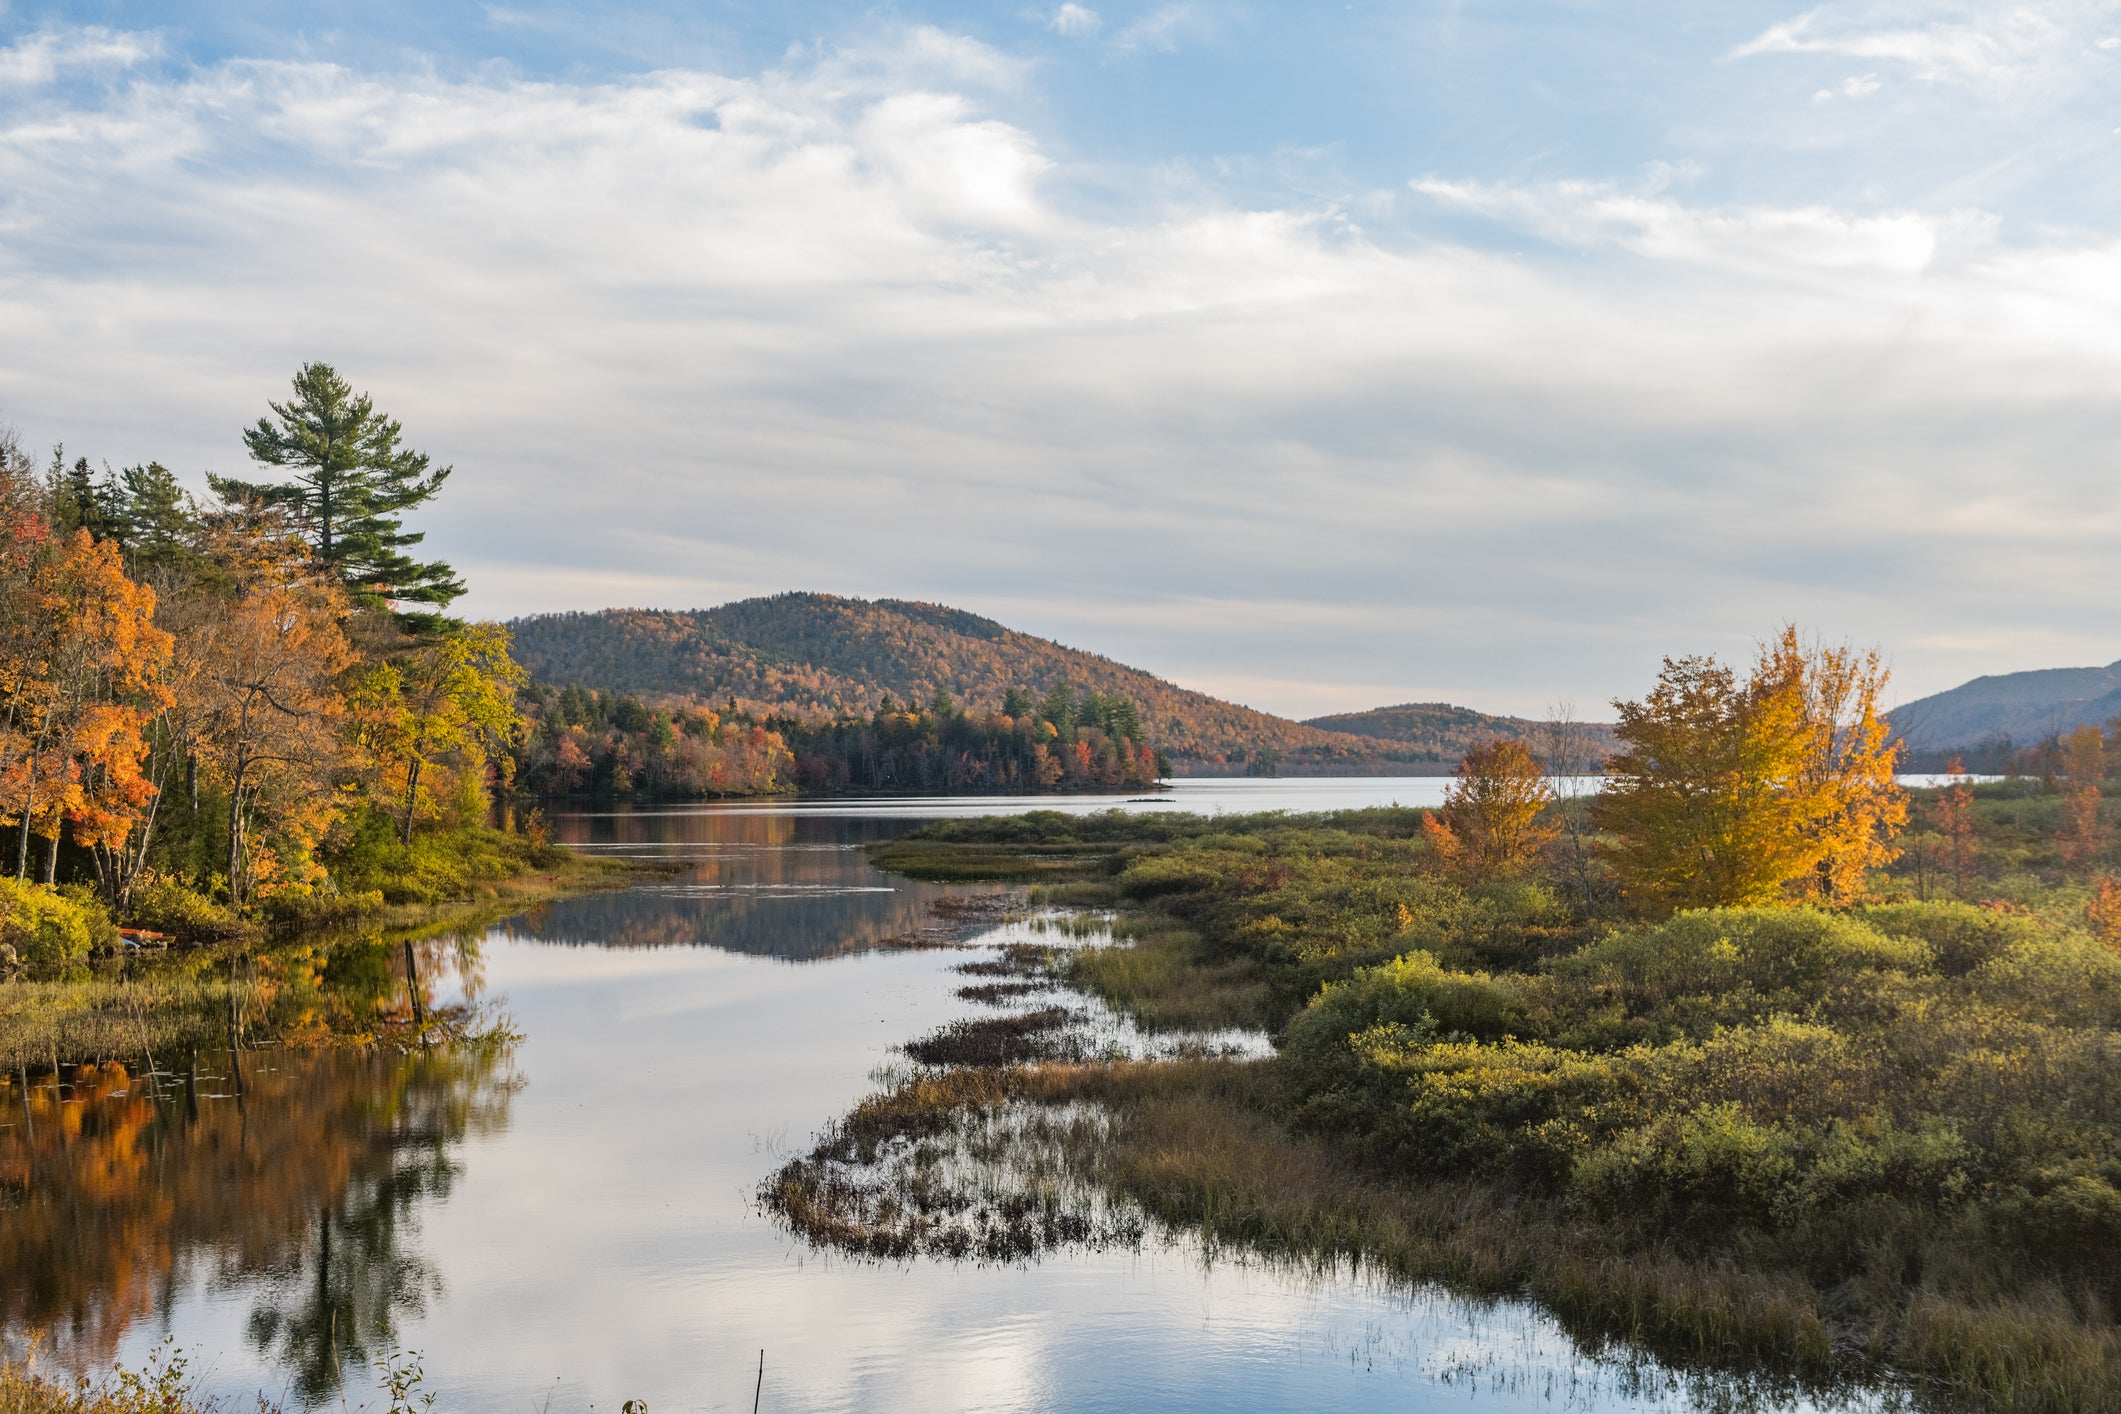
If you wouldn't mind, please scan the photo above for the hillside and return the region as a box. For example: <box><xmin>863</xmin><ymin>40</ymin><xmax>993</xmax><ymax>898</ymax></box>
<box><xmin>508</xmin><ymin>594</ymin><xmax>1504</xmax><ymax>772</ymax></box>
<box><xmin>1305</xmin><ymin>702</ymin><xmax>1617</xmax><ymax>760</ymax></box>
<box><xmin>1888</xmin><ymin>659</ymin><xmax>2121</xmax><ymax>752</ymax></box>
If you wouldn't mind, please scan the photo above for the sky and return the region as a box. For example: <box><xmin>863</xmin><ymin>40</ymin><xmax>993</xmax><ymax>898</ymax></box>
<box><xmin>1</xmin><ymin>2</ymin><xmax>2119</xmax><ymax>719</ymax></box>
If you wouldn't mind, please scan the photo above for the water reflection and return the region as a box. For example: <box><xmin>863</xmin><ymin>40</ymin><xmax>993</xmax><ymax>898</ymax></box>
<box><xmin>524</xmin><ymin>807</ymin><xmax>977</xmax><ymax>959</ymax></box>
<box><xmin>0</xmin><ymin>1045</ymin><xmax>515</xmax><ymax>1398</ymax></box>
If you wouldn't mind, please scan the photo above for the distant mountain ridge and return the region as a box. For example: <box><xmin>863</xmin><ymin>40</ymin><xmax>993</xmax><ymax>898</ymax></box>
<box><xmin>506</xmin><ymin>594</ymin><xmax>1576</xmax><ymax>773</ymax></box>
<box><xmin>1889</xmin><ymin>659</ymin><xmax>2121</xmax><ymax>752</ymax></box>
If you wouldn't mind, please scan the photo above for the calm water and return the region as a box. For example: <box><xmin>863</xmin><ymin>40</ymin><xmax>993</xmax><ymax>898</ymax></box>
<box><xmin>8</xmin><ymin>782</ymin><xmax>1883</xmax><ymax>1412</ymax></box>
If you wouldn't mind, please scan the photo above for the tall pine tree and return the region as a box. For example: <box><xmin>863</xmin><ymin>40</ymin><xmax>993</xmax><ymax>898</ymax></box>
<box><xmin>210</xmin><ymin>362</ymin><xmax>466</xmax><ymax>614</ymax></box>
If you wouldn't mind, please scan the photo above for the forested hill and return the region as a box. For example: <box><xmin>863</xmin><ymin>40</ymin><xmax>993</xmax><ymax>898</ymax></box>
<box><xmin>1304</xmin><ymin>702</ymin><xmax>1617</xmax><ymax>759</ymax></box>
<box><xmin>509</xmin><ymin>595</ymin><xmax>1456</xmax><ymax>772</ymax></box>
<box><xmin>1888</xmin><ymin>659</ymin><xmax>2121</xmax><ymax>752</ymax></box>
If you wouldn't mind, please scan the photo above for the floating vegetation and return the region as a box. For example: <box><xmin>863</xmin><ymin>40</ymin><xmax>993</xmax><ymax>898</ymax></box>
<box><xmin>902</xmin><ymin>1008</ymin><xmax>1088</xmax><ymax>1067</ymax></box>
<box><xmin>954</xmin><ymin>981</ymin><xmax>1043</xmax><ymax>1005</ymax></box>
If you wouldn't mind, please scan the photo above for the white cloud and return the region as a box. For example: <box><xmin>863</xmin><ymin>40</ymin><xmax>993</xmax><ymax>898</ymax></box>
<box><xmin>1413</xmin><ymin>176</ymin><xmax>1988</xmax><ymax>278</ymax></box>
<box><xmin>0</xmin><ymin>25</ymin><xmax>157</xmax><ymax>86</ymax></box>
<box><xmin>3</xmin><ymin>25</ymin><xmax>2121</xmax><ymax>710</ymax></box>
<box><xmin>1048</xmin><ymin>5</ymin><xmax>1102</xmax><ymax>37</ymax></box>
<box><xmin>1730</xmin><ymin>1</ymin><xmax>2121</xmax><ymax>97</ymax></box>
<box><xmin>1108</xmin><ymin>4</ymin><xmax>1211</xmax><ymax>55</ymax></box>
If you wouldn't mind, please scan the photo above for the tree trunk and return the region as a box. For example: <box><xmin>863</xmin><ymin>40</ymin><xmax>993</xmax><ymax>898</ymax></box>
<box><xmin>14</xmin><ymin>753</ymin><xmax>33</xmax><ymax>881</ymax></box>
<box><xmin>401</xmin><ymin>759</ymin><xmax>421</xmax><ymax>845</ymax></box>
<box><xmin>226</xmin><ymin>756</ymin><xmax>247</xmax><ymax>906</ymax></box>
<box><xmin>42</xmin><ymin>832</ymin><xmax>57</xmax><ymax>886</ymax></box>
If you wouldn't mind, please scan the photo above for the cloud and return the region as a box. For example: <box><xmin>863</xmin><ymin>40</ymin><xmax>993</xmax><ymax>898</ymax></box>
<box><xmin>2</xmin><ymin>23</ymin><xmax>2121</xmax><ymax>712</ymax></box>
<box><xmin>1729</xmin><ymin>0</ymin><xmax>2121</xmax><ymax>97</ymax></box>
<box><xmin>0</xmin><ymin>25</ymin><xmax>157</xmax><ymax>86</ymax></box>
<box><xmin>1413</xmin><ymin>176</ymin><xmax>1981</xmax><ymax>277</ymax></box>
<box><xmin>1048</xmin><ymin>5</ymin><xmax>1102</xmax><ymax>37</ymax></box>
<box><xmin>1108</xmin><ymin>4</ymin><xmax>1213</xmax><ymax>55</ymax></box>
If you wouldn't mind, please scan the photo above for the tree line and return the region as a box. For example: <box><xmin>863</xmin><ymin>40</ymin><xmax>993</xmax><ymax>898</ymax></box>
<box><xmin>511</xmin><ymin>680</ymin><xmax>1169</xmax><ymax>797</ymax></box>
<box><xmin>0</xmin><ymin>363</ymin><xmax>527</xmax><ymax>948</ymax></box>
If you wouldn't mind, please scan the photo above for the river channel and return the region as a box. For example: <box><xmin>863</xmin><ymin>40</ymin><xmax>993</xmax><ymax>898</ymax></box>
<box><xmin>6</xmin><ymin>781</ymin><xmax>1887</xmax><ymax>1412</ymax></box>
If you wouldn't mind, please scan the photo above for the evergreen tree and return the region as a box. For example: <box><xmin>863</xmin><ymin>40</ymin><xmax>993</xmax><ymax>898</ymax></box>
<box><xmin>116</xmin><ymin>461</ymin><xmax>198</xmax><ymax>565</ymax></box>
<box><xmin>1039</xmin><ymin>683</ymin><xmax>1076</xmax><ymax>735</ymax></box>
<box><xmin>209</xmin><ymin>362</ymin><xmax>466</xmax><ymax>613</ymax></box>
<box><xmin>1001</xmin><ymin>686</ymin><xmax>1035</xmax><ymax>719</ymax></box>
<box><xmin>47</xmin><ymin>448</ymin><xmax>122</xmax><ymax>542</ymax></box>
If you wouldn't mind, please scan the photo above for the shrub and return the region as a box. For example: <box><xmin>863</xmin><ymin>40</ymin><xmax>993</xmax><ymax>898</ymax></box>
<box><xmin>1855</xmin><ymin>900</ymin><xmax>2040</xmax><ymax>975</ymax></box>
<box><xmin>1557</xmin><ymin>907</ymin><xmax>1931</xmax><ymax>1005</ymax></box>
<box><xmin>0</xmin><ymin>877</ymin><xmax>113</xmax><ymax>965</ymax></box>
<box><xmin>124</xmin><ymin>877</ymin><xmax>248</xmax><ymax>941</ymax></box>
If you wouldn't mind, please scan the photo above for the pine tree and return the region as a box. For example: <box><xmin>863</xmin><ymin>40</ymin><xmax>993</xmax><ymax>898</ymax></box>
<box><xmin>1039</xmin><ymin>683</ymin><xmax>1076</xmax><ymax>735</ymax></box>
<box><xmin>47</xmin><ymin>449</ymin><xmax>122</xmax><ymax>543</ymax></box>
<box><xmin>209</xmin><ymin>362</ymin><xmax>465</xmax><ymax>613</ymax></box>
<box><xmin>116</xmin><ymin>461</ymin><xmax>198</xmax><ymax>566</ymax></box>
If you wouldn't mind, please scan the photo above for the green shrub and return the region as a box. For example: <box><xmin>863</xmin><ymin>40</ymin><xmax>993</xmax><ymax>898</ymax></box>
<box><xmin>0</xmin><ymin>877</ymin><xmax>112</xmax><ymax>965</ymax></box>
<box><xmin>1855</xmin><ymin>900</ymin><xmax>2040</xmax><ymax>976</ymax></box>
<box><xmin>1558</xmin><ymin>907</ymin><xmax>1931</xmax><ymax>1004</ymax></box>
<box><xmin>124</xmin><ymin>877</ymin><xmax>248</xmax><ymax>941</ymax></box>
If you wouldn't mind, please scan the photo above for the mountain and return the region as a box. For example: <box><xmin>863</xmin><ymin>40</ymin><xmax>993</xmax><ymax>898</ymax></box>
<box><xmin>507</xmin><ymin>594</ymin><xmax>1542</xmax><ymax>773</ymax></box>
<box><xmin>1305</xmin><ymin>703</ymin><xmax>1617</xmax><ymax>760</ymax></box>
<box><xmin>1888</xmin><ymin>660</ymin><xmax>2121</xmax><ymax>752</ymax></box>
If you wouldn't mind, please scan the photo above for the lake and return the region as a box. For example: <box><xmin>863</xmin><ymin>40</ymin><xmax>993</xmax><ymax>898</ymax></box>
<box><xmin>6</xmin><ymin>781</ymin><xmax>1887</xmax><ymax>1412</ymax></box>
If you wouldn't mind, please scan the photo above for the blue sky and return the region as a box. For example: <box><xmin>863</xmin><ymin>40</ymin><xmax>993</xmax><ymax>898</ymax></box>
<box><xmin>3</xmin><ymin>1</ymin><xmax>2120</xmax><ymax>716</ymax></box>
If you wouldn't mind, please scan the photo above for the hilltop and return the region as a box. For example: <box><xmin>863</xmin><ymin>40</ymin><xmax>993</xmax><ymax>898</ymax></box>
<box><xmin>1888</xmin><ymin>659</ymin><xmax>2121</xmax><ymax>752</ymax></box>
<box><xmin>509</xmin><ymin>595</ymin><xmax>1495</xmax><ymax>773</ymax></box>
<box><xmin>1305</xmin><ymin>702</ymin><xmax>1616</xmax><ymax>760</ymax></box>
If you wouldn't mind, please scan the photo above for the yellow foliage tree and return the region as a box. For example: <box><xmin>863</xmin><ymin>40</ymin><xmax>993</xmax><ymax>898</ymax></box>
<box><xmin>353</xmin><ymin>622</ymin><xmax>525</xmax><ymax>843</ymax></box>
<box><xmin>1595</xmin><ymin>630</ymin><xmax>1904</xmax><ymax>915</ymax></box>
<box><xmin>1765</xmin><ymin>627</ymin><xmax>1906</xmax><ymax>905</ymax></box>
<box><xmin>1421</xmin><ymin>738</ymin><xmax>1557</xmax><ymax>885</ymax></box>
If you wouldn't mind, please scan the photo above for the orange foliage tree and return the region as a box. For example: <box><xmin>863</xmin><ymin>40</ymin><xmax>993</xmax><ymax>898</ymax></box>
<box><xmin>2058</xmin><ymin>724</ymin><xmax>2105</xmax><ymax>870</ymax></box>
<box><xmin>1421</xmin><ymin>738</ymin><xmax>1558</xmax><ymax>885</ymax></box>
<box><xmin>1934</xmin><ymin>756</ymin><xmax>1977</xmax><ymax>895</ymax></box>
<box><xmin>0</xmin><ymin>530</ymin><xmax>171</xmax><ymax>882</ymax></box>
<box><xmin>185</xmin><ymin>515</ymin><xmax>354</xmax><ymax>904</ymax></box>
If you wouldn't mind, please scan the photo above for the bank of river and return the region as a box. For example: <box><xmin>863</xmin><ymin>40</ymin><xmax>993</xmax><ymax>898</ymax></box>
<box><xmin>4</xmin><ymin>784</ymin><xmax>1892</xmax><ymax>1412</ymax></box>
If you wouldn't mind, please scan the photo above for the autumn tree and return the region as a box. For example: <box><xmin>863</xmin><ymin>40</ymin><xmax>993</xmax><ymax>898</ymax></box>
<box><xmin>2058</xmin><ymin>724</ymin><xmax>2105</xmax><ymax>870</ymax></box>
<box><xmin>209</xmin><ymin>362</ymin><xmax>464</xmax><ymax>613</ymax></box>
<box><xmin>1764</xmin><ymin>628</ymin><xmax>1906</xmax><ymax>904</ymax></box>
<box><xmin>1594</xmin><ymin>632</ymin><xmax>1905</xmax><ymax>914</ymax></box>
<box><xmin>0</xmin><ymin>531</ymin><xmax>170</xmax><ymax>882</ymax></box>
<box><xmin>353</xmin><ymin>623</ymin><xmax>525</xmax><ymax>842</ymax></box>
<box><xmin>1422</xmin><ymin>737</ymin><xmax>1558</xmax><ymax>885</ymax></box>
<box><xmin>1934</xmin><ymin>756</ymin><xmax>1977</xmax><ymax>895</ymax></box>
<box><xmin>186</xmin><ymin>516</ymin><xmax>354</xmax><ymax>904</ymax></box>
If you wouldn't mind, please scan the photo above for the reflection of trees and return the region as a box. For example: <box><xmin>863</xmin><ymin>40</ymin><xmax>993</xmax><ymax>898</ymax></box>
<box><xmin>522</xmin><ymin>810</ymin><xmax>971</xmax><ymax>961</ymax></box>
<box><xmin>0</xmin><ymin>1044</ymin><xmax>515</xmax><ymax>1396</ymax></box>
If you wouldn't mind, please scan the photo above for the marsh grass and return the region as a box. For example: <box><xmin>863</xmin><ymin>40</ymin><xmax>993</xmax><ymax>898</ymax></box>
<box><xmin>1066</xmin><ymin>919</ymin><xmax>1276</xmax><ymax>1032</ymax></box>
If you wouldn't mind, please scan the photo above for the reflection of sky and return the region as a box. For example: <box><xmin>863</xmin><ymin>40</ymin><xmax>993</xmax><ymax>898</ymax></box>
<box><xmin>121</xmin><ymin>936</ymin><xmax>1861</xmax><ymax>1412</ymax></box>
